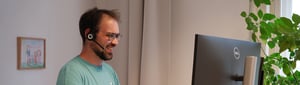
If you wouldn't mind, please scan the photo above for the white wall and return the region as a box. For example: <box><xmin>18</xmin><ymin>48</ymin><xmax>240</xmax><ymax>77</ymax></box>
<box><xmin>0</xmin><ymin>0</ymin><xmax>96</xmax><ymax>85</ymax></box>
<box><xmin>170</xmin><ymin>0</ymin><xmax>250</xmax><ymax>85</ymax></box>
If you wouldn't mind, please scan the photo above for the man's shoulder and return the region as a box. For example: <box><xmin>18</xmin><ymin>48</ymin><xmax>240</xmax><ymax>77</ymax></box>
<box><xmin>61</xmin><ymin>56</ymin><xmax>85</xmax><ymax>71</ymax></box>
<box><xmin>57</xmin><ymin>56</ymin><xmax>86</xmax><ymax>85</ymax></box>
<box><xmin>65</xmin><ymin>56</ymin><xmax>81</xmax><ymax>65</ymax></box>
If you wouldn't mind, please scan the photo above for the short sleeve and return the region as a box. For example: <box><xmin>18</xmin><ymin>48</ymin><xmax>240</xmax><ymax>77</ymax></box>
<box><xmin>56</xmin><ymin>65</ymin><xmax>83</xmax><ymax>85</ymax></box>
<box><xmin>113</xmin><ymin>71</ymin><xmax>120</xmax><ymax>85</ymax></box>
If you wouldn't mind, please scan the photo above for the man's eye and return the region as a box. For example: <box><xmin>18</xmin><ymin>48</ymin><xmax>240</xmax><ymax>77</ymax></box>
<box><xmin>107</xmin><ymin>34</ymin><xmax>114</xmax><ymax>37</ymax></box>
<box><xmin>106</xmin><ymin>33</ymin><xmax>118</xmax><ymax>37</ymax></box>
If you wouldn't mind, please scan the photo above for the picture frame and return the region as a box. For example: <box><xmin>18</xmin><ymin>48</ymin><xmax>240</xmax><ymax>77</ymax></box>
<box><xmin>17</xmin><ymin>37</ymin><xmax>46</xmax><ymax>70</ymax></box>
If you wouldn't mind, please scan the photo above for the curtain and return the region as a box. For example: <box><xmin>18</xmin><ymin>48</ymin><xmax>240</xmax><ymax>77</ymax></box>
<box><xmin>140</xmin><ymin>0</ymin><xmax>171</xmax><ymax>85</ymax></box>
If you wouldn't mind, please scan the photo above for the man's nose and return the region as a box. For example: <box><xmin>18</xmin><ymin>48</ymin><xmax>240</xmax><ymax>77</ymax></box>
<box><xmin>110</xmin><ymin>38</ymin><xmax>119</xmax><ymax>46</ymax></box>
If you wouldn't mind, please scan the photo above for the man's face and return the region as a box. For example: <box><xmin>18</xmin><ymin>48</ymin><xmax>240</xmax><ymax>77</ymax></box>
<box><xmin>93</xmin><ymin>14</ymin><xmax>119</xmax><ymax>61</ymax></box>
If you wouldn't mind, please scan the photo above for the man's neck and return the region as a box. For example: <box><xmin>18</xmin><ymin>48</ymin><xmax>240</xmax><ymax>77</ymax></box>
<box><xmin>80</xmin><ymin>47</ymin><xmax>103</xmax><ymax>66</ymax></box>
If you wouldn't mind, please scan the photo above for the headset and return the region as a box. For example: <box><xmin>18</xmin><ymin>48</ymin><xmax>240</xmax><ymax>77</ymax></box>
<box><xmin>87</xmin><ymin>32</ymin><xmax>96</xmax><ymax>41</ymax></box>
<box><xmin>87</xmin><ymin>28</ymin><xmax>105</xmax><ymax>50</ymax></box>
<box><xmin>86</xmin><ymin>28</ymin><xmax>108</xmax><ymax>60</ymax></box>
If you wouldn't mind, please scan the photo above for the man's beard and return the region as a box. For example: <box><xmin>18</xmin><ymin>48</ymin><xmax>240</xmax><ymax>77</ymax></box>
<box><xmin>92</xmin><ymin>47</ymin><xmax>112</xmax><ymax>61</ymax></box>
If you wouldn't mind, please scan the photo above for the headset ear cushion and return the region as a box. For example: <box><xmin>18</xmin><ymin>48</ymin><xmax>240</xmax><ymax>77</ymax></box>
<box><xmin>87</xmin><ymin>33</ymin><xmax>94</xmax><ymax>40</ymax></box>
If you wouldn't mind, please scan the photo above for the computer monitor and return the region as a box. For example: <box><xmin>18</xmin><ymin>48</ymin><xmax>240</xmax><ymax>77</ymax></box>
<box><xmin>192</xmin><ymin>34</ymin><xmax>262</xmax><ymax>85</ymax></box>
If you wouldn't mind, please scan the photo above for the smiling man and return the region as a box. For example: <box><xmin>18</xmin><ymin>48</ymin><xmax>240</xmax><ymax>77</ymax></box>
<box><xmin>57</xmin><ymin>8</ymin><xmax>120</xmax><ymax>85</ymax></box>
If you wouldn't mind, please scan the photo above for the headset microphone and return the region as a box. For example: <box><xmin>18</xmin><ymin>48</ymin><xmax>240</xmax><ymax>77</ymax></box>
<box><xmin>87</xmin><ymin>33</ymin><xmax>110</xmax><ymax>60</ymax></box>
<box><xmin>87</xmin><ymin>33</ymin><xmax>105</xmax><ymax>50</ymax></box>
<box><xmin>93</xmin><ymin>40</ymin><xmax>105</xmax><ymax>50</ymax></box>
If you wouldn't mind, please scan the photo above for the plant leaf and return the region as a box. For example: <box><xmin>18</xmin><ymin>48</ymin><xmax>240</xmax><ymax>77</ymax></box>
<box><xmin>291</xmin><ymin>61</ymin><xmax>296</xmax><ymax>69</ymax></box>
<box><xmin>269</xmin><ymin>53</ymin><xmax>280</xmax><ymax>58</ymax></box>
<box><xmin>275</xmin><ymin>19</ymin><xmax>293</xmax><ymax>34</ymax></box>
<box><xmin>252</xmin><ymin>33</ymin><xmax>257</xmax><ymax>42</ymax></box>
<box><xmin>258</xmin><ymin>9</ymin><xmax>263</xmax><ymax>19</ymax></box>
<box><xmin>280</xmin><ymin>17</ymin><xmax>293</xmax><ymax>29</ymax></box>
<box><xmin>292</xmin><ymin>13</ymin><xmax>300</xmax><ymax>25</ymax></box>
<box><xmin>290</xmin><ymin>39</ymin><xmax>297</xmax><ymax>51</ymax></box>
<box><xmin>254</xmin><ymin>0</ymin><xmax>261</xmax><ymax>7</ymax></box>
<box><xmin>283</xmin><ymin>63</ymin><xmax>291</xmax><ymax>76</ymax></box>
<box><xmin>263</xmin><ymin>13</ymin><xmax>276</xmax><ymax>21</ymax></box>
<box><xmin>290</xmin><ymin>51</ymin><xmax>295</xmax><ymax>57</ymax></box>
<box><xmin>260</xmin><ymin>24</ymin><xmax>270</xmax><ymax>41</ymax></box>
<box><xmin>250</xmin><ymin>13</ymin><xmax>258</xmax><ymax>21</ymax></box>
<box><xmin>267</xmin><ymin>22</ymin><xmax>276</xmax><ymax>33</ymax></box>
<box><xmin>241</xmin><ymin>11</ymin><xmax>247</xmax><ymax>17</ymax></box>
<box><xmin>260</xmin><ymin>35</ymin><xmax>268</xmax><ymax>42</ymax></box>
<box><xmin>279</xmin><ymin>39</ymin><xmax>289</xmax><ymax>53</ymax></box>
<box><xmin>246</xmin><ymin>17</ymin><xmax>252</xmax><ymax>25</ymax></box>
<box><xmin>260</xmin><ymin>21</ymin><xmax>272</xmax><ymax>37</ymax></box>
<box><xmin>263</xmin><ymin>0</ymin><xmax>271</xmax><ymax>5</ymax></box>
<box><xmin>246</xmin><ymin>17</ymin><xmax>253</xmax><ymax>30</ymax></box>
<box><xmin>295</xmin><ymin>71</ymin><xmax>300</xmax><ymax>78</ymax></box>
<box><xmin>287</xmin><ymin>76</ymin><xmax>295</xmax><ymax>83</ymax></box>
<box><xmin>271</xmin><ymin>35</ymin><xmax>280</xmax><ymax>43</ymax></box>
<box><xmin>296</xmin><ymin>50</ymin><xmax>300</xmax><ymax>61</ymax></box>
<box><xmin>268</xmin><ymin>41</ymin><xmax>276</xmax><ymax>48</ymax></box>
<box><xmin>245</xmin><ymin>17</ymin><xmax>258</xmax><ymax>31</ymax></box>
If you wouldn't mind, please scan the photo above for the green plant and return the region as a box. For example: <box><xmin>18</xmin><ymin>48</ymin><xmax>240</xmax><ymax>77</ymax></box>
<box><xmin>240</xmin><ymin>0</ymin><xmax>300</xmax><ymax>85</ymax></box>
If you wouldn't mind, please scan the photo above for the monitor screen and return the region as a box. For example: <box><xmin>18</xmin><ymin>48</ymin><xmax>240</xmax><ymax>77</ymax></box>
<box><xmin>192</xmin><ymin>34</ymin><xmax>261</xmax><ymax>85</ymax></box>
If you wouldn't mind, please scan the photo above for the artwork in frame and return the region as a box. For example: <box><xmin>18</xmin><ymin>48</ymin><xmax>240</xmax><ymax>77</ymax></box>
<box><xmin>17</xmin><ymin>37</ymin><xmax>46</xmax><ymax>70</ymax></box>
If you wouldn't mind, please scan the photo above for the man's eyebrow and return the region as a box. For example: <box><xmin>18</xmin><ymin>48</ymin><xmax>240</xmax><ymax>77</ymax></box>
<box><xmin>106</xmin><ymin>32</ymin><xmax>120</xmax><ymax>34</ymax></box>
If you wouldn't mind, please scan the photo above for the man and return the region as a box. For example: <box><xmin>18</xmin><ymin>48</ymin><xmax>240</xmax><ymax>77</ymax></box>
<box><xmin>57</xmin><ymin>8</ymin><xmax>120</xmax><ymax>85</ymax></box>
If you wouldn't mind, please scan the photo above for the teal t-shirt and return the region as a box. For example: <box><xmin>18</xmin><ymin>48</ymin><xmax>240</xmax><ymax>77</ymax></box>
<box><xmin>56</xmin><ymin>56</ymin><xmax>120</xmax><ymax>85</ymax></box>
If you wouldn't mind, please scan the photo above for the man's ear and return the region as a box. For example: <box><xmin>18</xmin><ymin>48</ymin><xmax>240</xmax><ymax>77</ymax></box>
<box><xmin>84</xmin><ymin>28</ymin><xmax>91</xmax><ymax>38</ymax></box>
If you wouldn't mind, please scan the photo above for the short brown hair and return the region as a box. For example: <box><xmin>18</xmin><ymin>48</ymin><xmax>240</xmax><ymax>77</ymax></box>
<box><xmin>79</xmin><ymin>7</ymin><xmax>120</xmax><ymax>43</ymax></box>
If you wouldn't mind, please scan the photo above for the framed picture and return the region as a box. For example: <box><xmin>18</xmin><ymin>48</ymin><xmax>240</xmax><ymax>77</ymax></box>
<box><xmin>17</xmin><ymin>37</ymin><xmax>46</xmax><ymax>70</ymax></box>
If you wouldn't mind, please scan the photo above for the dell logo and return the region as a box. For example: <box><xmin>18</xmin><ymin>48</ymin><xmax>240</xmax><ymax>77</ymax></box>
<box><xmin>233</xmin><ymin>47</ymin><xmax>240</xmax><ymax>60</ymax></box>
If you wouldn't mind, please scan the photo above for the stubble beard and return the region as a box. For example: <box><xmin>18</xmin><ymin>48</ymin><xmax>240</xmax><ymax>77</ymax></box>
<box><xmin>92</xmin><ymin>47</ymin><xmax>112</xmax><ymax>61</ymax></box>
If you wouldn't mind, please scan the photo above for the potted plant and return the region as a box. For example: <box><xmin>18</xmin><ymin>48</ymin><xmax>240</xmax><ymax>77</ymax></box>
<box><xmin>240</xmin><ymin>0</ymin><xmax>300</xmax><ymax>84</ymax></box>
